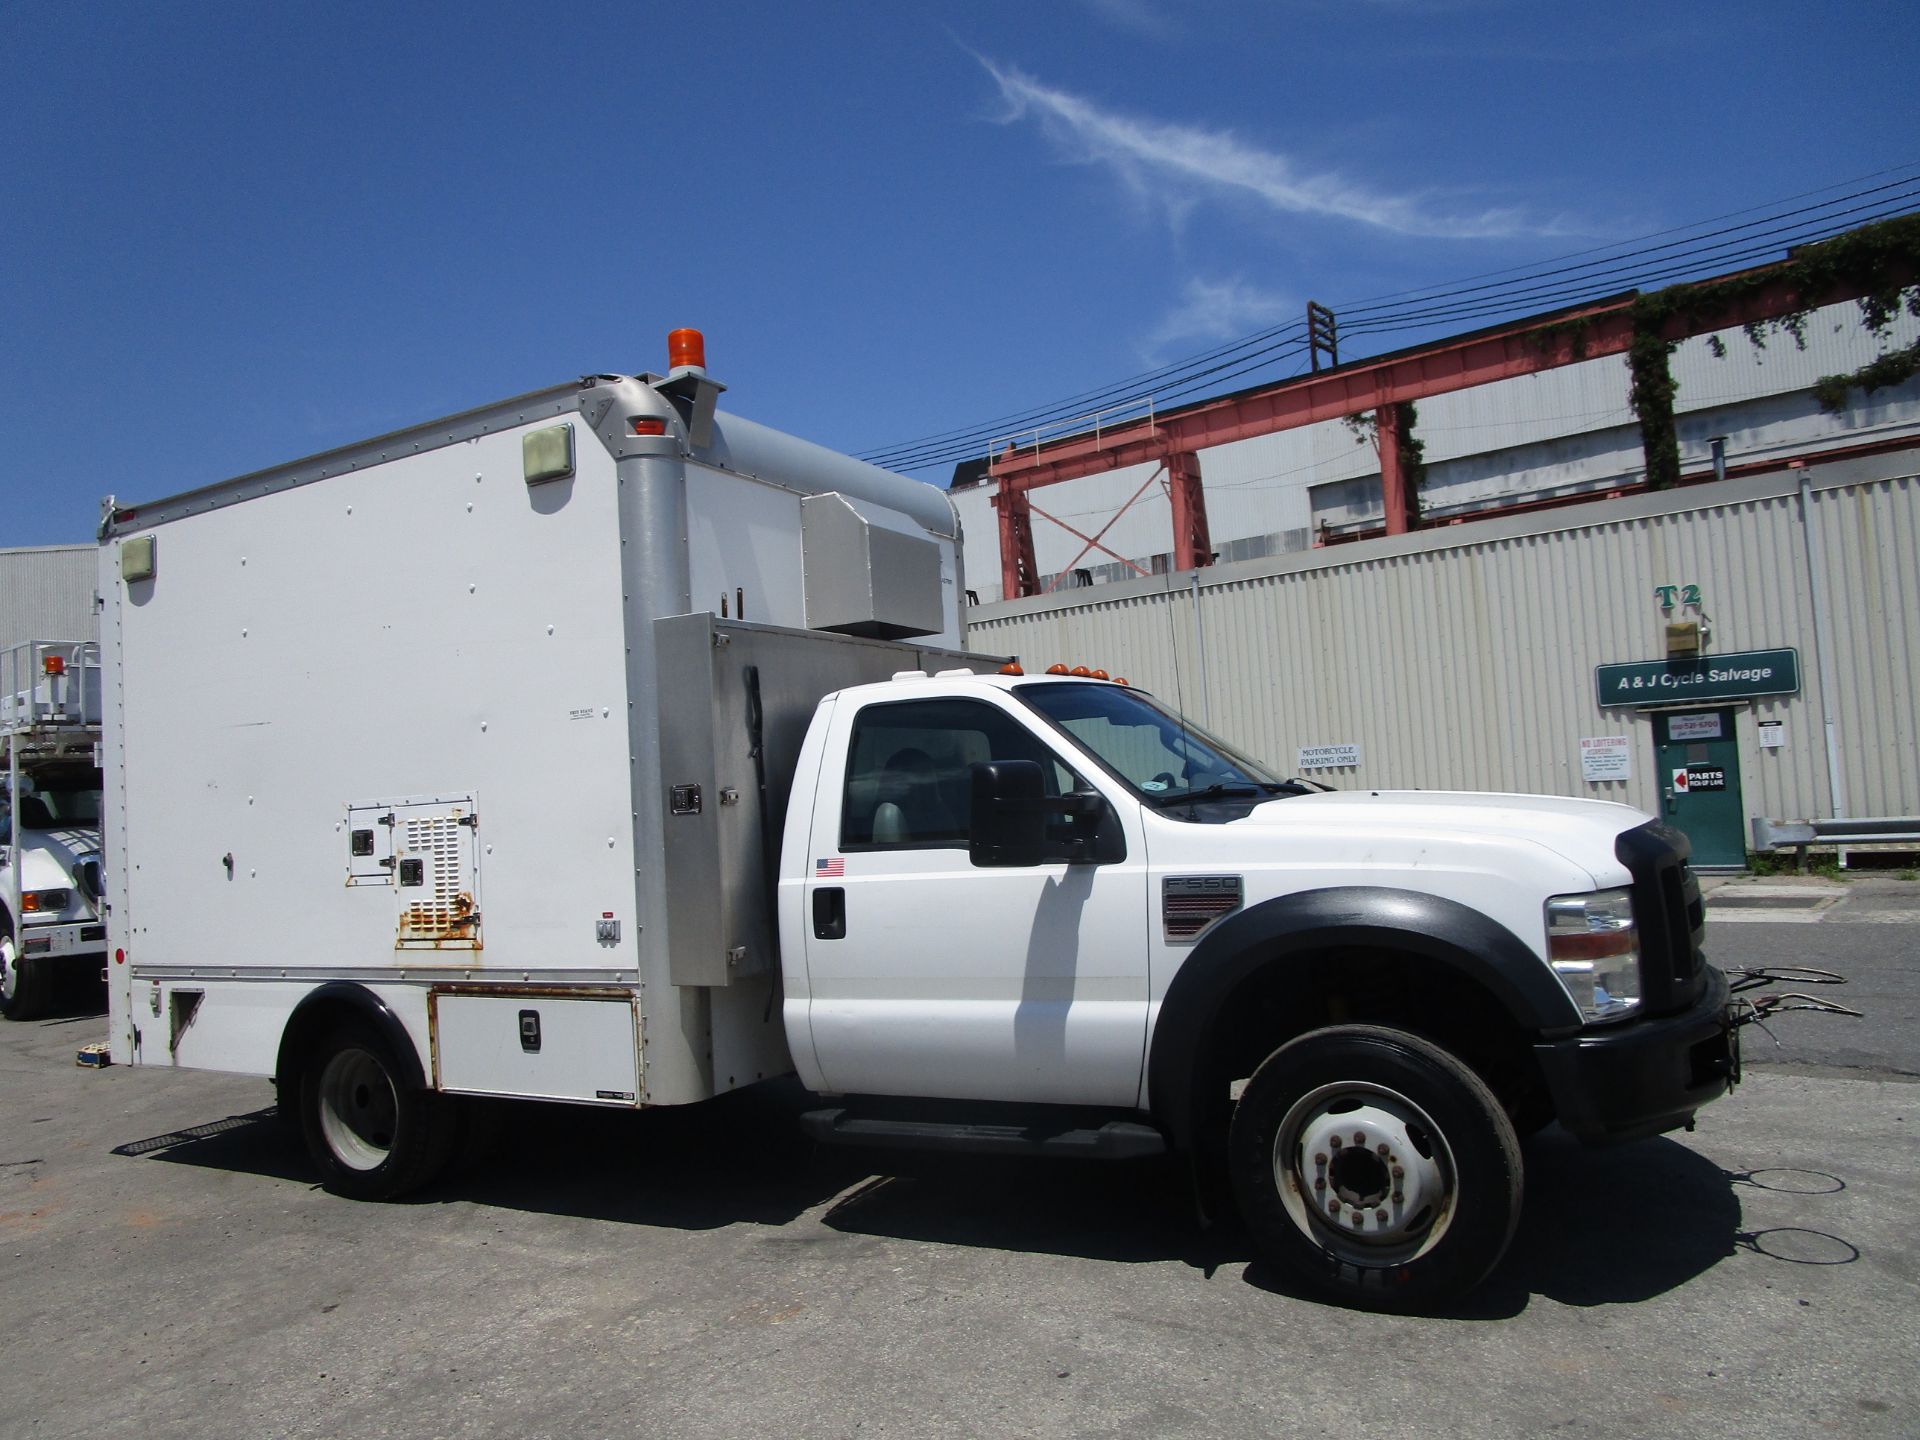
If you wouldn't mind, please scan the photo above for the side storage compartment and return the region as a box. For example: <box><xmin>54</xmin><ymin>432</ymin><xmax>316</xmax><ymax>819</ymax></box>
<box><xmin>651</xmin><ymin>616</ymin><xmax>1003</xmax><ymax>1099</ymax></box>
<box><xmin>653</xmin><ymin>614</ymin><xmax>1003</xmax><ymax>990</ymax></box>
<box><xmin>432</xmin><ymin>991</ymin><xmax>641</xmax><ymax>1105</ymax></box>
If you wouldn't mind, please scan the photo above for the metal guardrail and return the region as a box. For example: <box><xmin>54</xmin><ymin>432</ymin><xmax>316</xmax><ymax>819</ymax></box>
<box><xmin>1751</xmin><ymin>815</ymin><xmax>1920</xmax><ymax>870</ymax></box>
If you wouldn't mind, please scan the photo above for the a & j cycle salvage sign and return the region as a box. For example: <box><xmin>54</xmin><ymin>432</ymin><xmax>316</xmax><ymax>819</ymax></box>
<box><xmin>1595</xmin><ymin>647</ymin><xmax>1800</xmax><ymax>708</ymax></box>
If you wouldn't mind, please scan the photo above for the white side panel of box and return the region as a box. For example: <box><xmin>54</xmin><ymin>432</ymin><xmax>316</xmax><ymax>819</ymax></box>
<box><xmin>685</xmin><ymin>466</ymin><xmax>809</xmax><ymax>627</ymax></box>
<box><xmin>109</xmin><ymin>422</ymin><xmax>640</xmax><ymax>1002</ymax></box>
<box><xmin>133</xmin><ymin>979</ymin><xmax>432</xmax><ymax>1077</ymax></box>
<box><xmin>433</xmin><ymin>993</ymin><xmax>640</xmax><ymax>1103</ymax></box>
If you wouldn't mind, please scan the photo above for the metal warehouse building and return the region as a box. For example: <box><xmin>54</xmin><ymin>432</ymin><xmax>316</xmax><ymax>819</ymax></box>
<box><xmin>0</xmin><ymin>545</ymin><xmax>97</xmax><ymax>651</ymax></box>
<box><xmin>966</xmin><ymin>463</ymin><xmax>1917</xmax><ymax>867</ymax></box>
<box><xmin>953</xmin><ymin>284</ymin><xmax>1920</xmax><ymax>868</ymax></box>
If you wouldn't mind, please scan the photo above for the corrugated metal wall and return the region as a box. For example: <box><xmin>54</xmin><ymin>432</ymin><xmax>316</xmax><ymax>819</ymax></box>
<box><xmin>967</xmin><ymin>470</ymin><xmax>1920</xmax><ymax>834</ymax></box>
<box><xmin>1817</xmin><ymin>476</ymin><xmax>1920</xmax><ymax>814</ymax></box>
<box><xmin>0</xmin><ymin>546</ymin><xmax>97</xmax><ymax>649</ymax></box>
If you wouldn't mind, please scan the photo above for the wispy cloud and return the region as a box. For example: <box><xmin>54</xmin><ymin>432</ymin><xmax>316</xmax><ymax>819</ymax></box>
<box><xmin>1142</xmin><ymin>276</ymin><xmax>1298</xmax><ymax>361</ymax></box>
<box><xmin>1072</xmin><ymin>0</ymin><xmax>1174</xmax><ymax>39</ymax></box>
<box><xmin>978</xmin><ymin>55</ymin><xmax>1568</xmax><ymax>241</ymax></box>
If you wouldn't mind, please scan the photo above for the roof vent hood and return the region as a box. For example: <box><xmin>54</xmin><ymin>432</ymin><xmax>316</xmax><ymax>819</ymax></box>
<box><xmin>801</xmin><ymin>492</ymin><xmax>944</xmax><ymax>640</ymax></box>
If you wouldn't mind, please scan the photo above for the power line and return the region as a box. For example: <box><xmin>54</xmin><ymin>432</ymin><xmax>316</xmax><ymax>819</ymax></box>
<box><xmin>857</xmin><ymin>168</ymin><xmax>1920</xmax><ymax>476</ymax></box>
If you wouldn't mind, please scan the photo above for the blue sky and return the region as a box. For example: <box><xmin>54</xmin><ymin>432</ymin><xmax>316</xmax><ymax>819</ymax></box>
<box><xmin>4</xmin><ymin>0</ymin><xmax>1916</xmax><ymax>547</ymax></box>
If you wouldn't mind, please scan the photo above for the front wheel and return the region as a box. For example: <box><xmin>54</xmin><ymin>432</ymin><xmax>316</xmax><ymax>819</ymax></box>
<box><xmin>299</xmin><ymin>1023</ymin><xmax>458</xmax><ymax>1200</ymax></box>
<box><xmin>0</xmin><ymin>920</ymin><xmax>52</xmax><ymax>1021</ymax></box>
<box><xmin>1229</xmin><ymin>1024</ymin><xmax>1522</xmax><ymax>1309</ymax></box>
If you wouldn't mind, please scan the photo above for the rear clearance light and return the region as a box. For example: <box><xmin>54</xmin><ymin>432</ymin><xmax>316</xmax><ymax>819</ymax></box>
<box><xmin>43</xmin><ymin>654</ymin><xmax>66</xmax><ymax>676</ymax></box>
<box><xmin>21</xmin><ymin>889</ymin><xmax>72</xmax><ymax>914</ymax></box>
<box><xmin>630</xmin><ymin>417</ymin><xmax>668</xmax><ymax>436</ymax></box>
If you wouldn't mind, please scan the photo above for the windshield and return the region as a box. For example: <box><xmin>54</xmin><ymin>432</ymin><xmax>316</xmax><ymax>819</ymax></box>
<box><xmin>2</xmin><ymin>785</ymin><xmax>101</xmax><ymax>843</ymax></box>
<box><xmin>1014</xmin><ymin>682</ymin><xmax>1290</xmax><ymax>804</ymax></box>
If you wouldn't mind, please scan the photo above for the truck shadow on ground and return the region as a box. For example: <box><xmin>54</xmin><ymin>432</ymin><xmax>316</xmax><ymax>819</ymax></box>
<box><xmin>814</xmin><ymin>1126</ymin><xmax>1750</xmax><ymax>1318</ymax></box>
<box><xmin>113</xmin><ymin>1080</ymin><xmax>877</xmax><ymax>1228</ymax></box>
<box><xmin>116</xmin><ymin>1083</ymin><xmax>1778</xmax><ymax>1316</ymax></box>
<box><xmin>28</xmin><ymin>979</ymin><xmax>108</xmax><ymax>1024</ymax></box>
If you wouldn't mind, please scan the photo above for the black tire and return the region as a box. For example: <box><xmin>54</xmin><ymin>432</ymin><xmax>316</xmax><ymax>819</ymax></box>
<box><xmin>1229</xmin><ymin>1024</ymin><xmax>1522</xmax><ymax>1310</ymax></box>
<box><xmin>299</xmin><ymin>1022</ymin><xmax>458</xmax><ymax>1200</ymax></box>
<box><xmin>0</xmin><ymin>918</ymin><xmax>52</xmax><ymax>1021</ymax></box>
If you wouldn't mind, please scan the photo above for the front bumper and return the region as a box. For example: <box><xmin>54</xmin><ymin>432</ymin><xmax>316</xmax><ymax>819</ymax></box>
<box><xmin>19</xmin><ymin>919</ymin><xmax>109</xmax><ymax>961</ymax></box>
<box><xmin>1534</xmin><ymin>965</ymin><xmax>1736</xmax><ymax>1144</ymax></box>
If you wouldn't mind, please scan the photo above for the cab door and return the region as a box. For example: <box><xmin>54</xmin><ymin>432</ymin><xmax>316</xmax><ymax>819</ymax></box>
<box><xmin>798</xmin><ymin>692</ymin><xmax>1150</xmax><ymax>1107</ymax></box>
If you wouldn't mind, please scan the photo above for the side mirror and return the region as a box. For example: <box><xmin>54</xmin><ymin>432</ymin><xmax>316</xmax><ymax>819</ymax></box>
<box><xmin>969</xmin><ymin>762</ymin><xmax>1126</xmax><ymax>867</ymax></box>
<box><xmin>969</xmin><ymin>761</ymin><xmax>1047</xmax><ymax>867</ymax></box>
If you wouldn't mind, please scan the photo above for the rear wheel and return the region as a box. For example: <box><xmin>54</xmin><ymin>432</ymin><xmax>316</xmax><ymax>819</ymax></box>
<box><xmin>0</xmin><ymin>920</ymin><xmax>52</xmax><ymax>1021</ymax></box>
<box><xmin>1229</xmin><ymin>1024</ymin><xmax>1522</xmax><ymax>1309</ymax></box>
<box><xmin>299</xmin><ymin>1023</ymin><xmax>457</xmax><ymax>1199</ymax></box>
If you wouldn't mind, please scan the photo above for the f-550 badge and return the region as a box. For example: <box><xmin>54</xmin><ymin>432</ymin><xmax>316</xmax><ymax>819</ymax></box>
<box><xmin>1163</xmin><ymin>875</ymin><xmax>1243</xmax><ymax>941</ymax></box>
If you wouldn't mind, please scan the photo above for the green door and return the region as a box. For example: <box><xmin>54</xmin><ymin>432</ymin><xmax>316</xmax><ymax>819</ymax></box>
<box><xmin>1653</xmin><ymin>708</ymin><xmax>1747</xmax><ymax>868</ymax></box>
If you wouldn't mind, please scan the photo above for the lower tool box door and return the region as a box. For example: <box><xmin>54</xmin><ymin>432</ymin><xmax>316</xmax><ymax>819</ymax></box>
<box><xmin>432</xmin><ymin>992</ymin><xmax>640</xmax><ymax>1104</ymax></box>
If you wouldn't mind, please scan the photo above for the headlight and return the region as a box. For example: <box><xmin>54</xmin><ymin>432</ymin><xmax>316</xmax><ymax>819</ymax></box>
<box><xmin>21</xmin><ymin>888</ymin><xmax>73</xmax><ymax>914</ymax></box>
<box><xmin>1546</xmin><ymin>887</ymin><xmax>1641</xmax><ymax>1024</ymax></box>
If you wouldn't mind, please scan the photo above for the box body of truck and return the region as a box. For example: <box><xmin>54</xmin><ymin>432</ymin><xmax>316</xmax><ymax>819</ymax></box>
<box><xmin>100</xmin><ymin>361</ymin><xmax>981</xmax><ymax>1109</ymax></box>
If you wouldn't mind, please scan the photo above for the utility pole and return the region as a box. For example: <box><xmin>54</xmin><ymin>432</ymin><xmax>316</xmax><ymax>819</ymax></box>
<box><xmin>1307</xmin><ymin>301</ymin><xmax>1339</xmax><ymax>372</ymax></box>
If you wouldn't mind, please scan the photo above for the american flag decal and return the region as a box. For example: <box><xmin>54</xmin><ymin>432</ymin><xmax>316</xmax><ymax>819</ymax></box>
<box><xmin>815</xmin><ymin>857</ymin><xmax>845</xmax><ymax>878</ymax></box>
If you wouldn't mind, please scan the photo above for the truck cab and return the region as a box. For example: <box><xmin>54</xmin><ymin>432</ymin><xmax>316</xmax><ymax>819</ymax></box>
<box><xmin>782</xmin><ymin>669</ymin><xmax>1734</xmax><ymax>1304</ymax></box>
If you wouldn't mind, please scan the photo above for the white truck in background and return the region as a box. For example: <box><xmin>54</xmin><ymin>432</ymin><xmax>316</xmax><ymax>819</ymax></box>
<box><xmin>100</xmin><ymin>331</ymin><xmax>1749</xmax><ymax>1307</ymax></box>
<box><xmin>2</xmin><ymin>641</ymin><xmax>108</xmax><ymax>1020</ymax></box>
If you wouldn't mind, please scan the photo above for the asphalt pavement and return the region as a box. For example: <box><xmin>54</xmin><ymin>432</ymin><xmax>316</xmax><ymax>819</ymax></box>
<box><xmin>1</xmin><ymin>879</ymin><xmax>1915</xmax><ymax>1440</ymax></box>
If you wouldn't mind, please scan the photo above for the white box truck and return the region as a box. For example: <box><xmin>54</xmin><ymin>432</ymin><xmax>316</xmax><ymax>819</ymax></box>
<box><xmin>3</xmin><ymin>641</ymin><xmax>107</xmax><ymax>1019</ymax></box>
<box><xmin>101</xmin><ymin>332</ymin><xmax>1747</xmax><ymax>1307</ymax></box>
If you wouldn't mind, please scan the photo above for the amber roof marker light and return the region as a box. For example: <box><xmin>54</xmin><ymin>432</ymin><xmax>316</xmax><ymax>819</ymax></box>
<box><xmin>668</xmin><ymin>328</ymin><xmax>707</xmax><ymax>374</ymax></box>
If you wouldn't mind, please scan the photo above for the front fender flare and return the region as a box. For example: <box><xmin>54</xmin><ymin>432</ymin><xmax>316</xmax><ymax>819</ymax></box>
<box><xmin>1146</xmin><ymin>886</ymin><xmax>1577</xmax><ymax>1149</ymax></box>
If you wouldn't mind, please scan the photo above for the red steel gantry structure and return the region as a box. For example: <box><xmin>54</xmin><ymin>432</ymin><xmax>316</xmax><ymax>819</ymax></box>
<box><xmin>987</xmin><ymin>254</ymin><xmax>1904</xmax><ymax>601</ymax></box>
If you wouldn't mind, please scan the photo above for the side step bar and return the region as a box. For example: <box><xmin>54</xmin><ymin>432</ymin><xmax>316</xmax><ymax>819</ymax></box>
<box><xmin>801</xmin><ymin>1107</ymin><xmax>1167</xmax><ymax>1160</ymax></box>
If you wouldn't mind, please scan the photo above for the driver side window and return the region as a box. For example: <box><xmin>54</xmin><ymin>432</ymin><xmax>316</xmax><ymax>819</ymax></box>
<box><xmin>841</xmin><ymin>697</ymin><xmax>1078</xmax><ymax>850</ymax></box>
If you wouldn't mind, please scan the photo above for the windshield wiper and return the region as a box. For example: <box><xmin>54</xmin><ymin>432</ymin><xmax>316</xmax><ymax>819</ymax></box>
<box><xmin>1148</xmin><ymin>782</ymin><xmax>1262</xmax><ymax>807</ymax></box>
<box><xmin>1148</xmin><ymin>779</ymin><xmax>1318</xmax><ymax>807</ymax></box>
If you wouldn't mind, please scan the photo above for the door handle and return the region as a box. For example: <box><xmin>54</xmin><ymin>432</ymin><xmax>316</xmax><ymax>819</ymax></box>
<box><xmin>812</xmin><ymin>886</ymin><xmax>846</xmax><ymax>940</ymax></box>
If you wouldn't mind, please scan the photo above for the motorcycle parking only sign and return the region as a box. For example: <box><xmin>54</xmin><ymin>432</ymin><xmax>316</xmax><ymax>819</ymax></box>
<box><xmin>1671</xmin><ymin>765</ymin><xmax>1727</xmax><ymax>793</ymax></box>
